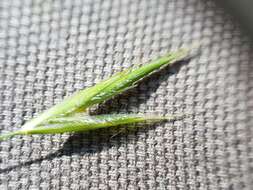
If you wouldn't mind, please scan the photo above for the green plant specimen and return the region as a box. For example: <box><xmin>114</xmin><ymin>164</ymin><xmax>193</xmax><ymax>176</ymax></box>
<box><xmin>0</xmin><ymin>48</ymin><xmax>191</xmax><ymax>141</ymax></box>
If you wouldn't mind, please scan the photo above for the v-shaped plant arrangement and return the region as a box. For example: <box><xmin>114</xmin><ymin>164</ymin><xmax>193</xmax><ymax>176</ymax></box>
<box><xmin>0</xmin><ymin>47</ymin><xmax>193</xmax><ymax>141</ymax></box>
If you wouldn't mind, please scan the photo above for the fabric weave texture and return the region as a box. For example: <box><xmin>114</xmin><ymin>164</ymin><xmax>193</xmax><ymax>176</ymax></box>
<box><xmin>0</xmin><ymin>0</ymin><xmax>253</xmax><ymax>189</ymax></box>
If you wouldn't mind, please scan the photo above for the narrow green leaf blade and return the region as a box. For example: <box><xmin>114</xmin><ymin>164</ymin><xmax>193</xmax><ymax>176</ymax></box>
<box><xmin>1</xmin><ymin>114</ymin><xmax>173</xmax><ymax>138</ymax></box>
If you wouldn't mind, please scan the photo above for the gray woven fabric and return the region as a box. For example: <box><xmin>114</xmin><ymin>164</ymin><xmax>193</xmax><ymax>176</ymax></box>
<box><xmin>0</xmin><ymin>0</ymin><xmax>253</xmax><ymax>189</ymax></box>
